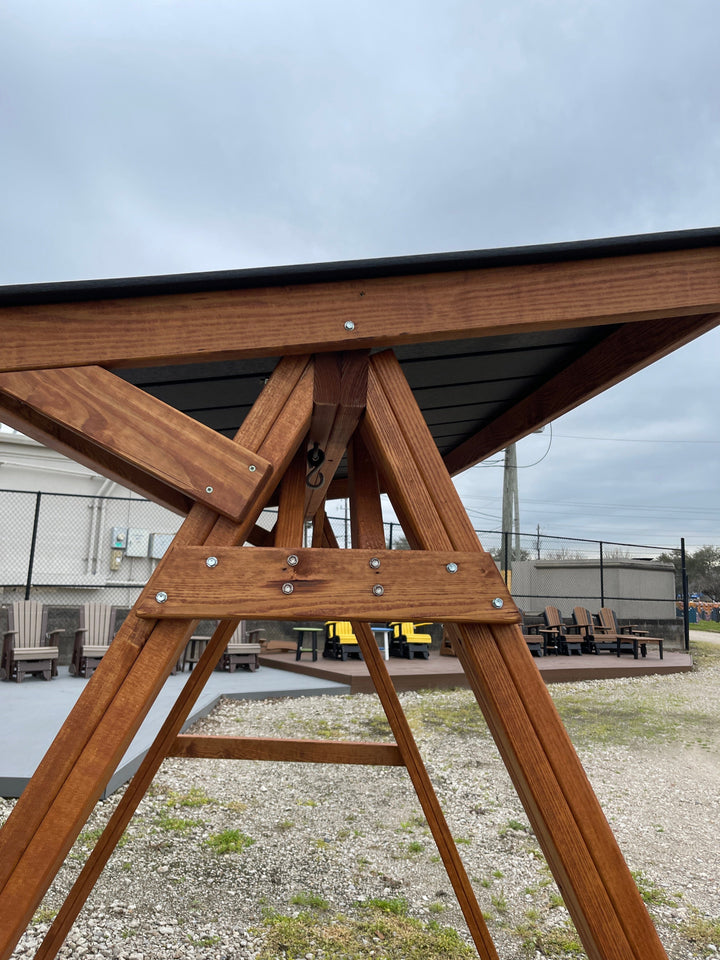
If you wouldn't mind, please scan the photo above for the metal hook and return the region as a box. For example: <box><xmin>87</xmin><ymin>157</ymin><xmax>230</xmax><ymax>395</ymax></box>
<box><xmin>306</xmin><ymin>442</ymin><xmax>326</xmax><ymax>489</ymax></box>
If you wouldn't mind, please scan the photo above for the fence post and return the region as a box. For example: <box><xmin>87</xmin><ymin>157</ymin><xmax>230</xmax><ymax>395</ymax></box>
<box><xmin>502</xmin><ymin>530</ymin><xmax>509</xmax><ymax>585</ymax></box>
<box><xmin>388</xmin><ymin>521</ymin><xmax>394</xmax><ymax>549</ymax></box>
<box><xmin>25</xmin><ymin>491</ymin><xmax>42</xmax><ymax>601</ymax></box>
<box><xmin>681</xmin><ymin>537</ymin><xmax>690</xmax><ymax>652</ymax></box>
<box><xmin>598</xmin><ymin>541</ymin><xmax>605</xmax><ymax>608</ymax></box>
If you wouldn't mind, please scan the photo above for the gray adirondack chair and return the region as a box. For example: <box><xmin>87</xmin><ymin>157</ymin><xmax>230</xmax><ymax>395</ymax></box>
<box><xmin>1</xmin><ymin>601</ymin><xmax>63</xmax><ymax>682</ymax></box>
<box><xmin>218</xmin><ymin>622</ymin><xmax>265</xmax><ymax>672</ymax></box>
<box><xmin>70</xmin><ymin>603</ymin><xmax>120</xmax><ymax>677</ymax></box>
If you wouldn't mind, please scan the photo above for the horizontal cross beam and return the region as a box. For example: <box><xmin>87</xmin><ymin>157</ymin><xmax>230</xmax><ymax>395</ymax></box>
<box><xmin>134</xmin><ymin>546</ymin><xmax>519</xmax><ymax>623</ymax></box>
<box><xmin>2</xmin><ymin>246</ymin><xmax>720</xmax><ymax>370</ymax></box>
<box><xmin>168</xmin><ymin>735</ymin><xmax>405</xmax><ymax>766</ymax></box>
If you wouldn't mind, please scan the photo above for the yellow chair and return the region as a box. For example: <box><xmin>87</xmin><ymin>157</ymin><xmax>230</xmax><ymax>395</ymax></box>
<box><xmin>388</xmin><ymin>621</ymin><xmax>432</xmax><ymax>659</ymax></box>
<box><xmin>324</xmin><ymin>620</ymin><xmax>361</xmax><ymax>661</ymax></box>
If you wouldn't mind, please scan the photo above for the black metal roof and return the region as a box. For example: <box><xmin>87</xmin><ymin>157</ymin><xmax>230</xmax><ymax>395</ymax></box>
<box><xmin>2</xmin><ymin>227</ymin><xmax>719</xmax><ymax>478</ymax></box>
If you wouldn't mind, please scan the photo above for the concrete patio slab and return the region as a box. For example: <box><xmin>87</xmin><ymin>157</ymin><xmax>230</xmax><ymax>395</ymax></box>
<box><xmin>0</xmin><ymin>664</ymin><xmax>350</xmax><ymax>798</ymax></box>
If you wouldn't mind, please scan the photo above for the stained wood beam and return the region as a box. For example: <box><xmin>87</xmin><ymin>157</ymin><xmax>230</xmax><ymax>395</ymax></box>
<box><xmin>168</xmin><ymin>735</ymin><xmax>404</xmax><ymax>766</ymax></box>
<box><xmin>0</xmin><ymin>356</ymin><xmax>314</xmax><ymax>960</ymax></box>
<box><xmin>0</xmin><ymin>366</ymin><xmax>272</xmax><ymax>519</ymax></box>
<box><xmin>363</xmin><ymin>349</ymin><xmax>668</xmax><ymax>960</ymax></box>
<box><xmin>133</xmin><ymin>546</ymin><xmax>518</xmax><ymax>623</ymax></box>
<box><xmin>304</xmin><ymin>351</ymin><xmax>369</xmax><ymax>518</ymax></box>
<box><xmin>2</xmin><ymin>247</ymin><xmax>720</xmax><ymax>371</ymax></box>
<box><xmin>445</xmin><ymin>312</ymin><xmax>720</xmax><ymax>474</ymax></box>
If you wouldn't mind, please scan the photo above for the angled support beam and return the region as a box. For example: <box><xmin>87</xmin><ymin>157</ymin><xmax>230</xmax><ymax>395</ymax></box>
<box><xmin>0</xmin><ymin>366</ymin><xmax>272</xmax><ymax>517</ymax></box>
<box><xmin>0</xmin><ymin>355</ymin><xmax>314</xmax><ymax>960</ymax></box>
<box><xmin>445</xmin><ymin>311</ymin><xmax>720</xmax><ymax>473</ymax></box>
<box><xmin>361</xmin><ymin>350</ymin><xmax>668</xmax><ymax>960</ymax></box>
<box><xmin>34</xmin><ymin>617</ymin><xmax>243</xmax><ymax>960</ymax></box>
<box><xmin>345</xmin><ymin>453</ymin><xmax>498</xmax><ymax>960</ymax></box>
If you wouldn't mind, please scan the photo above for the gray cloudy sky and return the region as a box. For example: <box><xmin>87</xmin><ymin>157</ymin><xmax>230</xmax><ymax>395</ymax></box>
<box><xmin>1</xmin><ymin>0</ymin><xmax>719</xmax><ymax>549</ymax></box>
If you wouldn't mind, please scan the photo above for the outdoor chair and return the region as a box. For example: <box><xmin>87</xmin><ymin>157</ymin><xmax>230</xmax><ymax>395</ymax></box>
<box><xmin>388</xmin><ymin>621</ymin><xmax>432</xmax><ymax>659</ymax></box>
<box><xmin>216</xmin><ymin>622</ymin><xmax>265</xmax><ymax>672</ymax></box>
<box><xmin>519</xmin><ymin>611</ymin><xmax>547</xmax><ymax>657</ymax></box>
<box><xmin>597</xmin><ymin>608</ymin><xmax>664</xmax><ymax>659</ymax></box>
<box><xmin>70</xmin><ymin>603</ymin><xmax>119</xmax><ymax>677</ymax></box>
<box><xmin>541</xmin><ymin>606</ymin><xmax>583</xmax><ymax>655</ymax></box>
<box><xmin>323</xmin><ymin>620</ymin><xmax>361</xmax><ymax>660</ymax></box>
<box><xmin>571</xmin><ymin>606</ymin><xmax>617</xmax><ymax>655</ymax></box>
<box><xmin>1</xmin><ymin>601</ymin><xmax>62</xmax><ymax>682</ymax></box>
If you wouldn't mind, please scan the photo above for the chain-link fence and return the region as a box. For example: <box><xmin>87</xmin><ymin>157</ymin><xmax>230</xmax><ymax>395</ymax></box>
<box><xmin>1</xmin><ymin>489</ymin><xmax>687</xmax><ymax>645</ymax></box>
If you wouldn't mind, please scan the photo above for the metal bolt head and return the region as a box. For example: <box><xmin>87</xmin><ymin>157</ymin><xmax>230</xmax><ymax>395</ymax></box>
<box><xmin>205</xmin><ymin>485</ymin><xmax>214</xmax><ymax>494</ymax></box>
<box><xmin>155</xmin><ymin>591</ymin><xmax>168</xmax><ymax>604</ymax></box>
<box><xmin>372</xmin><ymin>584</ymin><xmax>384</xmax><ymax>596</ymax></box>
<box><xmin>205</xmin><ymin>556</ymin><xmax>218</xmax><ymax>568</ymax></box>
<box><xmin>369</xmin><ymin>557</ymin><xmax>381</xmax><ymax>569</ymax></box>
<box><xmin>248</xmin><ymin>464</ymin><xmax>256</xmax><ymax>472</ymax></box>
<box><xmin>492</xmin><ymin>597</ymin><xmax>505</xmax><ymax>609</ymax></box>
<box><xmin>282</xmin><ymin>582</ymin><xmax>294</xmax><ymax>595</ymax></box>
<box><xmin>287</xmin><ymin>554</ymin><xmax>299</xmax><ymax>567</ymax></box>
<box><xmin>344</xmin><ymin>320</ymin><xmax>355</xmax><ymax>331</ymax></box>
<box><xmin>446</xmin><ymin>562</ymin><xmax>458</xmax><ymax>573</ymax></box>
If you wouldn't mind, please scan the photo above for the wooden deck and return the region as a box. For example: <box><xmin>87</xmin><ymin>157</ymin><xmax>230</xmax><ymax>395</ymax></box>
<box><xmin>259</xmin><ymin>648</ymin><xmax>693</xmax><ymax>695</ymax></box>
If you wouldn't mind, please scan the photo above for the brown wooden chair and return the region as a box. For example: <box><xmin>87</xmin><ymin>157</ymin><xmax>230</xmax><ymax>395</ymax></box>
<box><xmin>217</xmin><ymin>622</ymin><xmax>265</xmax><ymax>672</ymax></box>
<box><xmin>1</xmin><ymin>601</ymin><xmax>62</xmax><ymax>682</ymax></box>
<box><xmin>542</xmin><ymin>605</ymin><xmax>583</xmax><ymax>655</ymax></box>
<box><xmin>571</xmin><ymin>606</ymin><xmax>616</xmax><ymax>655</ymax></box>
<box><xmin>70</xmin><ymin>603</ymin><xmax>119</xmax><ymax>677</ymax></box>
<box><xmin>597</xmin><ymin>608</ymin><xmax>664</xmax><ymax>659</ymax></box>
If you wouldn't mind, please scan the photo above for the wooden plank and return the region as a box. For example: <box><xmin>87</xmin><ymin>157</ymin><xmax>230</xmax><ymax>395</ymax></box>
<box><xmin>304</xmin><ymin>351</ymin><xmax>369</xmax><ymax>518</ymax></box>
<box><xmin>445</xmin><ymin>311</ymin><xmax>720</xmax><ymax>474</ymax></box>
<box><xmin>344</xmin><ymin>458</ymin><xmax>498</xmax><ymax>959</ymax></box>
<box><xmin>0</xmin><ymin>358</ymin><xmax>314</xmax><ymax>960</ymax></box>
<box><xmin>0</xmin><ymin>366</ymin><xmax>273</xmax><ymax>520</ymax></box>
<box><xmin>348</xmin><ymin>433</ymin><xmax>386</xmax><ymax>551</ymax></box>
<box><xmin>2</xmin><ymin>247</ymin><xmax>720</xmax><ymax>371</ymax></box>
<box><xmin>168</xmin><ymin>735</ymin><xmax>404</xmax><ymax>766</ymax></box>
<box><xmin>362</xmin><ymin>351</ymin><xmax>668</xmax><ymax>960</ymax></box>
<box><xmin>133</xmin><ymin>546</ymin><xmax>518</xmax><ymax>623</ymax></box>
<box><xmin>35</xmin><ymin>618</ymin><xmax>242</xmax><ymax>960</ymax></box>
<box><xmin>274</xmin><ymin>448</ymin><xmax>307</xmax><ymax>549</ymax></box>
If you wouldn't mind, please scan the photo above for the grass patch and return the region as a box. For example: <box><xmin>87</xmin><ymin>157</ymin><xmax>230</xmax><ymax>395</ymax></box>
<box><xmin>290</xmin><ymin>891</ymin><xmax>329</xmax><ymax>909</ymax></box>
<box><xmin>550</xmin><ymin>682</ymin><xmax>716</xmax><ymax>749</ymax></box>
<box><xmin>631</xmin><ymin>870</ymin><xmax>678</xmax><ymax>907</ymax></box>
<box><xmin>155</xmin><ymin>811</ymin><xmax>203</xmax><ymax>834</ymax></box>
<box><xmin>689</xmin><ymin>621</ymin><xmax>720</xmax><ymax>634</ymax></box>
<box><xmin>165</xmin><ymin>786</ymin><xmax>214</xmax><ymax>808</ymax></box>
<box><xmin>32</xmin><ymin>906</ymin><xmax>58</xmax><ymax>925</ymax></box>
<box><xmin>255</xmin><ymin>904</ymin><xmax>475</xmax><ymax>959</ymax></box>
<box><xmin>677</xmin><ymin>909</ymin><xmax>720</xmax><ymax>951</ymax></box>
<box><xmin>204</xmin><ymin>829</ymin><xmax>255</xmax><ymax>854</ymax></box>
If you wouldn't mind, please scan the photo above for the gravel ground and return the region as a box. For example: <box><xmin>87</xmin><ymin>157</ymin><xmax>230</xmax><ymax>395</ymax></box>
<box><xmin>4</xmin><ymin>636</ymin><xmax>720</xmax><ymax>960</ymax></box>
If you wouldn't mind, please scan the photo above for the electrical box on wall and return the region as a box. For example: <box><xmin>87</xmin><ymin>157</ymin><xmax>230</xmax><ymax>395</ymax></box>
<box><xmin>109</xmin><ymin>548</ymin><xmax>124</xmax><ymax>571</ymax></box>
<box><xmin>126</xmin><ymin>528</ymin><xmax>150</xmax><ymax>557</ymax></box>
<box><xmin>111</xmin><ymin>527</ymin><xmax>127</xmax><ymax>550</ymax></box>
<box><xmin>149</xmin><ymin>533</ymin><xmax>174</xmax><ymax>559</ymax></box>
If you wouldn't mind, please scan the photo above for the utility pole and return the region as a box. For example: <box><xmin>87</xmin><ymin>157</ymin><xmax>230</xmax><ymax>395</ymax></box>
<box><xmin>502</xmin><ymin>442</ymin><xmax>520</xmax><ymax>582</ymax></box>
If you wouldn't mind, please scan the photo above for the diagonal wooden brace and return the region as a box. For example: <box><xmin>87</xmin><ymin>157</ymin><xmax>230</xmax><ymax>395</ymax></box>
<box><xmin>0</xmin><ymin>365</ymin><xmax>272</xmax><ymax>518</ymax></box>
<box><xmin>360</xmin><ymin>349</ymin><xmax>668</xmax><ymax>960</ymax></box>
<box><xmin>0</xmin><ymin>356</ymin><xmax>314</xmax><ymax>960</ymax></box>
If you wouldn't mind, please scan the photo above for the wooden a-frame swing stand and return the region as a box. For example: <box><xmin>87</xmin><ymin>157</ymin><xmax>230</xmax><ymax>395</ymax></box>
<box><xmin>0</xmin><ymin>350</ymin><xmax>671</xmax><ymax>960</ymax></box>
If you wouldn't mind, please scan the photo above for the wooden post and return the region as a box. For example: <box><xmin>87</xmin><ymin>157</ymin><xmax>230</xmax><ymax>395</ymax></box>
<box><xmin>360</xmin><ymin>350</ymin><xmax>668</xmax><ymax>960</ymax></box>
